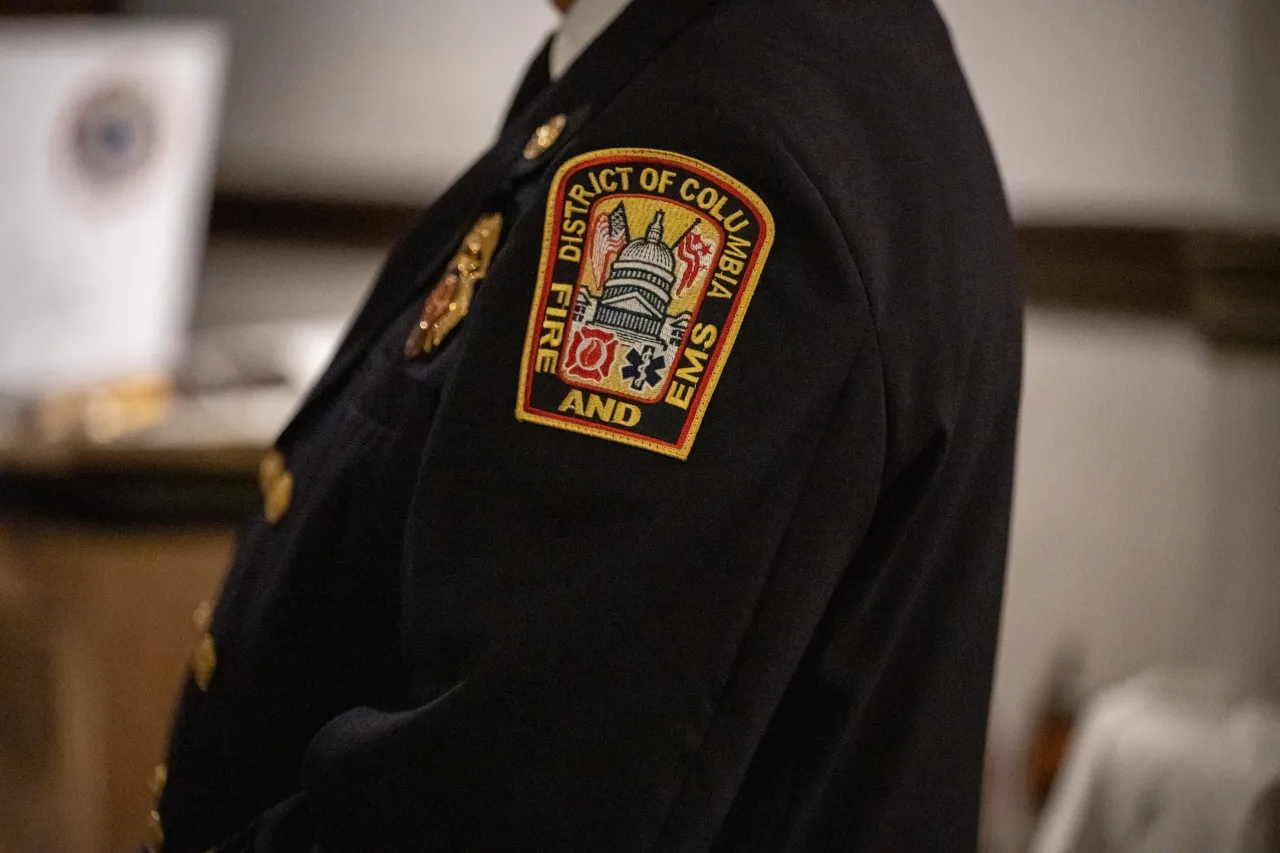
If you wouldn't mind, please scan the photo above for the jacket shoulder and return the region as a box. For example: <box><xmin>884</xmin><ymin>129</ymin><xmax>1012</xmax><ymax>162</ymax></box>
<box><xmin>601</xmin><ymin>0</ymin><xmax>1022</xmax><ymax>442</ymax></box>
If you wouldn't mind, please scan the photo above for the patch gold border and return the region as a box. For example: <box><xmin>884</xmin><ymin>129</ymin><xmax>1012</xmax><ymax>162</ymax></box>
<box><xmin>516</xmin><ymin>147</ymin><xmax>775</xmax><ymax>461</ymax></box>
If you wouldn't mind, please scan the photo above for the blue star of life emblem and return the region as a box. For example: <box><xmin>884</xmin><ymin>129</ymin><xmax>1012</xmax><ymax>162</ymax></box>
<box><xmin>621</xmin><ymin>345</ymin><xmax>666</xmax><ymax>391</ymax></box>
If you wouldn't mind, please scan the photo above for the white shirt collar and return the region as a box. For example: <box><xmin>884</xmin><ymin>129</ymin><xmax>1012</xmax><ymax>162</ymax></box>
<box><xmin>549</xmin><ymin>0</ymin><xmax>634</xmax><ymax>81</ymax></box>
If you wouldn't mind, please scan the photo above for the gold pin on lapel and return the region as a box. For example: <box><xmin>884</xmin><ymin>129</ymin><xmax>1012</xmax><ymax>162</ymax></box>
<box><xmin>404</xmin><ymin>212</ymin><xmax>504</xmax><ymax>357</ymax></box>
<box><xmin>523</xmin><ymin>113</ymin><xmax>567</xmax><ymax>160</ymax></box>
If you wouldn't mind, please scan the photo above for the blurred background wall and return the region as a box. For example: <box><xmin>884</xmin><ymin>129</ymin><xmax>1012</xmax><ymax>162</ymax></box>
<box><xmin>127</xmin><ymin>0</ymin><xmax>558</xmax><ymax>199</ymax></box>
<box><xmin>943</xmin><ymin>0</ymin><xmax>1280</xmax><ymax>225</ymax></box>
<box><xmin>939</xmin><ymin>3</ymin><xmax>1279</xmax><ymax>848</ymax></box>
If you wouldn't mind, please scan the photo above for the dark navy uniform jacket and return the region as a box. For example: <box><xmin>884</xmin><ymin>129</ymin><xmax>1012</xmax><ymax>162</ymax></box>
<box><xmin>158</xmin><ymin>0</ymin><xmax>1023</xmax><ymax>850</ymax></box>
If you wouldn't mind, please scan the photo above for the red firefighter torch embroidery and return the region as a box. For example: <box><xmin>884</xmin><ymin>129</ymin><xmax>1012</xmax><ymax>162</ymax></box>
<box><xmin>562</xmin><ymin>327</ymin><xmax>619</xmax><ymax>383</ymax></box>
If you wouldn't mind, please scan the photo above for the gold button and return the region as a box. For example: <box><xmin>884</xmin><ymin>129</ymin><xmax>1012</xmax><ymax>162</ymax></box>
<box><xmin>146</xmin><ymin>807</ymin><xmax>164</xmax><ymax>851</ymax></box>
<box><xmin>150</xmin><ymin>763</ymin><xmax>168</xmax><ymax>799</ymax></box>
<box><xmin>259</xmin><ymin>449</ymin><xmax>294</xmax><ymax>522</ymax></box>
<box><xmin>263</xmin><ymin>469</ymin><xmax>293</xmax><ymax>524</ymax></box>
<box><xmin>192</xmin><ymin>632</ymin><xmax>216</xmax><ymax>692</ymax></box>
<box><xmin>258</xmin><ymin>449</ymin><xmax>285</xmax><ymax>494</ymax></box>
<box><xmin>192</xmin><ymin>600</ymin><xmax>212</xmax><ymax>632</ymax></box>
<box><xmin>523</xmin><ymin>113</ymin><xmax>567</xmax><ymax>160</ymax></box>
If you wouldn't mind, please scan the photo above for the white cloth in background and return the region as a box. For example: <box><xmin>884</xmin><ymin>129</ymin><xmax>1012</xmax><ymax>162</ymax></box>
<box><xmin>1031</xmin><ymin>670</ymin><xmax>1280</xmax><ymax>853</ymax></box>
<box><xmin>549</xmin><ymin>0</ymin><xmax>633</xmax><ymax>80</ymax></box>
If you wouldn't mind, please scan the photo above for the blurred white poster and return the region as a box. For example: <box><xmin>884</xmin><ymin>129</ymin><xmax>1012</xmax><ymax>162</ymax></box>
<box><xmin>0</xmin><ymin>21</ymin><xmax>227</xmax><ymax>398</ymax></box>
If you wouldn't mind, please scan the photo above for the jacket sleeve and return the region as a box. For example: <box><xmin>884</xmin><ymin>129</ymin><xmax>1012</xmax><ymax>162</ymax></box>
<box><xmin>233</xmin><ymin>113</ymin><xmax>886</xmax><ymax>853</ymax></box>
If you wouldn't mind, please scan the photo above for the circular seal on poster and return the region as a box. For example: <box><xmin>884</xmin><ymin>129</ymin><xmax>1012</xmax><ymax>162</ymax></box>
<box><xmin>66</xmin><ymin>81</ymin><xmax>160</xmax><ymax>190</ymax></box>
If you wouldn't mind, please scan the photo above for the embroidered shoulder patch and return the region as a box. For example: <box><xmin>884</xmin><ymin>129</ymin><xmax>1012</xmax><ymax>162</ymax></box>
<box><xmin>516</xmin><ymin>147</ymin><xmax>774</xmax><ymax>460</ymax></box>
